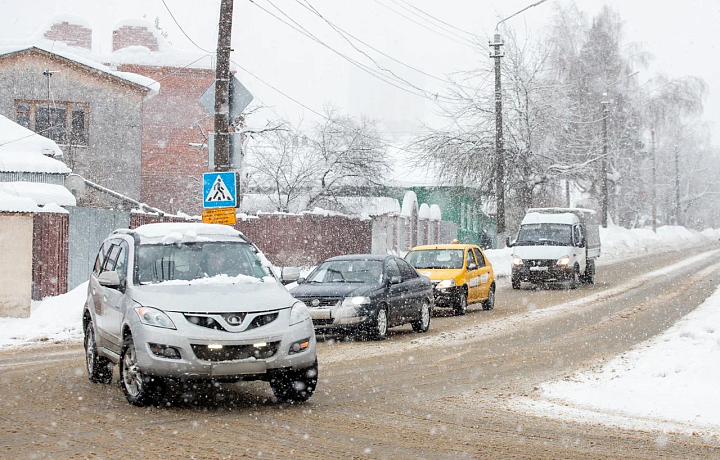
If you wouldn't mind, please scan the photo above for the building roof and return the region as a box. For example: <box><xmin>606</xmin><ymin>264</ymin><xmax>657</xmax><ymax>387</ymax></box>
<box><xmin>0</xmin><ymin>115</ymin><xmax>71</xmax><ymax>174</ymax></box>
<box><xmin>0</xmin><ymin>182</ymin><xmax>76</xmax><ymax>206</ymax></box>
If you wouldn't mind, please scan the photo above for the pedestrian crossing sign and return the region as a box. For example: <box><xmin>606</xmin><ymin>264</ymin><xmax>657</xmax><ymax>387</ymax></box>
<box><xmin>203</xmin><ymin>172</ymin><xmax>237</xmax><ymax>208</ymax></box>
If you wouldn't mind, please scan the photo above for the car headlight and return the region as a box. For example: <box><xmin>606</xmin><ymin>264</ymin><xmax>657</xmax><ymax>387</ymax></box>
<box><xmin>557</xmin><ymin>256</ymin><xmax>571</xmax><ymax>266</ymax></box>
<box><xmin>436</xmin><ymin>279</ymin><xmax>456</xmax><ymax>289</ymax></box>
<box><xmin>512</xmin><ymin>256</ymin><xmax>524</xmax><ymax>266</ymax></box>
<box><xmin>289</xmin><ymin>301</ymin><xmax>311</xmax><ymax>326</ymax></box>
<box><xmin>341</xmin><ymin>296</ymin><xmax>371</xmax><ymax>307</ymax></box>
<box><xmin>135</xmin><ymin>306</ymin><xmax>176</xmax><ymax>329</ymax></box>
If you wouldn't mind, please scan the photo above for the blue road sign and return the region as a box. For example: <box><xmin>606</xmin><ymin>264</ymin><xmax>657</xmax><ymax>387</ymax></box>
<box><xmin>203</xmin><ymin>172</ymin><xmax>237</xmax><ymax>208</ymax></box>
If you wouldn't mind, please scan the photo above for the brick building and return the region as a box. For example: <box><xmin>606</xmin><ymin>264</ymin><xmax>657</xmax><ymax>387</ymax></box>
<box><xmin>0</xmin><ymin>16</ymin><xmax>217</xmax><ymax>213</ymax></box>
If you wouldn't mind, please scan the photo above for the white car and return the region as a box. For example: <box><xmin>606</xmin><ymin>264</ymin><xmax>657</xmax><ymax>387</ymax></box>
<box><xmin>82</xmin><ymin>223</ymin><xmax>317</xmax><ymax>406</ymax></box>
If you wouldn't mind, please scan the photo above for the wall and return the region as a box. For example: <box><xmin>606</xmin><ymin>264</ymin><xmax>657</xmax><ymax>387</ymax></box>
<box><xmin>32</xmin><ymin>212</ymin><xmax>69</xmax><ymax>300</ymax></box>
<box><xmin>0</xmin><ymin>214</ymin><xmax>33</xmax><ymax>317</ymax></box>
<box><xmin>117</xmin><ymin>64</ymin><xmax>216</xmax><ymax>215</ymax></box>
<box><xmin>0</xmin><ymin>50</ymin><xmax>145</xmax><ymax>209</ymax></box>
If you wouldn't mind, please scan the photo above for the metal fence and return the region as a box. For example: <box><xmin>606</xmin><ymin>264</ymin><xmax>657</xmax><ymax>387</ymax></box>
<box><xmin>66</xmin><ymin>206</ymin><xmax>130</xmax><ymax>290</ymax></box>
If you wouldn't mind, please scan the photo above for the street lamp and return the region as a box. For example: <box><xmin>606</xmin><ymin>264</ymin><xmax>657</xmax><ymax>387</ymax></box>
<box><xmin>491</xmin><ymin>0</ymin><xmax>548</xmax><ymax>247</ymax></box>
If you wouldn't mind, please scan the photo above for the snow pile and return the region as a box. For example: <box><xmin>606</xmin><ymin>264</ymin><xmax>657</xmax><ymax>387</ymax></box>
<box><xmin>0</xmin><ymin>114</ymin><xmax>70</xmax><ymax>172</ymax></box>
<box><xmin>155</xmin><ymin>274</ymin><xmax>264</xmax><ymax>286</ymax></box>
<box><xmin>134</xmin><ymin>223</ymin><xmax>243</xmax><ymax>241</ymax></box>
<box><xmin>0</xmin><ymin>182</ymin><xmax>76</xmax><ymax>206</ymax></box>
<box><xmin>0</xmin><ymin>282</ymin><xmax>88</xmax><ymax>348</ymax></box>
<box><xmin>0</xmin><ymin>190</ymin><xmax>43</xmax><ymax>213</ymax></box>
<box><xmin>527</xmin><ymin>283</ymin><xmax>720</xmax><ymax>433</ymax></box>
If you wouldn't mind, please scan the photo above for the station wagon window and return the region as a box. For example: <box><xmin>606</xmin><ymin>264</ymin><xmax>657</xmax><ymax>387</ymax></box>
<box><xmin>396</xmin><ymin>258</ymin><xmax>418</xmax><ymax>281</ymax></box>
<box><xmin>472</xmin><ymin>248</ymin><xmax>486</xmax><ymax>268</ymax></box>
<box><xmin>14</xmin><ymin>100</ymin><xmax>89</xmax><ymax>146</ymax></box>
<box><xmin>405</xmin><ymin>249</ymin><xmax>464</xmax><ymax>269</ymax></box>
<box><xmin>385</xmin><ymin>258</ymin><xmax>401</xmax><ymax>280</ymax></box>
<box><xmin>102</xmin><ymin>241</ymin><xmax>123</xmax><ymax>273</ymax></box>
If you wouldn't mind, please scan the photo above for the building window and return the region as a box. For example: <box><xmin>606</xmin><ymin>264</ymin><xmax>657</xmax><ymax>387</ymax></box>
<box><xmin>14</xmin><ymin>100</ymin><xmax>89</xmax><ymax>146</ymax></box>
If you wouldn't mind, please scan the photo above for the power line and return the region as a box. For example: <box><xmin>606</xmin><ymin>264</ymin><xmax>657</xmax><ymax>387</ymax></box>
<box><xmin>386</xmin><ymin>0</ymin><xmax>476</xmax><ymax>42</ymax></box>
<box><xmin>370</xmin><ymin>0</ymin><xmax>476</xmax><ymax>49</ymax></box>
<box><xmin>395</xmin><ymin>0</ymin><xmax>478</xmax><ymax>38</ymax></box>
<box><xmin>297</xmin><ymin>0</ymin><xmax>474</xmax><ymax>92</ymax></box>
<box><xmin>160</xmin><ymin>0</ymin><xmax>214</xmax><ymax>54</ymax></box>
<box><xmin>252</xmin><ymin>0</ymin><xmax>450</xmax><ymax>102</ymax></box>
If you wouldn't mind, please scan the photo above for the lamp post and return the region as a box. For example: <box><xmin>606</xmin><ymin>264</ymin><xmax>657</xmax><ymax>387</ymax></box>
<box><xmin>491</xmin><ymin>0</ymin><xmax>548</xmax><ymax>247</ymax></box>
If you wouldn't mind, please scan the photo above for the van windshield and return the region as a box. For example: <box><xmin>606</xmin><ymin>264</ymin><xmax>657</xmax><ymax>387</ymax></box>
<box><xmin>137</xmin><ymin>242</ymin><xmax>269</xmax><ymax>284</ymax></box>
<box><xmin>516</xmin><ymin>223</ymin><xmax>573</xmax><ymax>246</ymax></box>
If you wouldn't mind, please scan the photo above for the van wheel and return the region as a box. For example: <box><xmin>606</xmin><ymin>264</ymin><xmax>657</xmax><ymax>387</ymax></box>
<box><xmin>570</xmin><ymin>265</ymin><xmax>581</xmax><ymax>289</ymax></box>
<box><xmin>583</xmin><ymin>260</ymin><xmax>596</xmax><ymax>285</ymax></box>
<box><xmin>84</xmin><ymin>321</ymin><xmax>113</xmax><ymax>384</ymax></box>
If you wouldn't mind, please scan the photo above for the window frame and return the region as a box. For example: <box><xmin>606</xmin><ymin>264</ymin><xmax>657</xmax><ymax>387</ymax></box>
<box><xmin>472</xmin><ymin>248</ymin><xmax>486</xmax><ymax>268</ymax></box>
<box><xmin>395</xmin><ymin>258</ymin><xmax>419</xmax><ymax>281</ymax></box>
<box><xmin>14</xmin><ymin>99</ymin><xmax>89</xmax><ymax>146</ymax></box>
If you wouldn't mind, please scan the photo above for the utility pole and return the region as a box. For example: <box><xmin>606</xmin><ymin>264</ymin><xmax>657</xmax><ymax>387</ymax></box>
<box><xmin>213</xmin><ymin>0</ymin><xmax>234</xmax><ymax>172</ymax></box>
<box><xmin>601</xmin><ymin>94</ymin><xmax>610</xmax><ymax>228</ymax></box>
<box><xmin>490</xmin><ymin>32</ymin><xmax>505</xmax><ymax>243</ymax></box>
<box><xmin>651</xmin><ymin>128</ymin><xmax>657</xmax><ymax>233</ymax></box>
<box><xmin>674</xmin><ymin>144</ymin><xmax>680</xmax><ymax>225</ymax></box>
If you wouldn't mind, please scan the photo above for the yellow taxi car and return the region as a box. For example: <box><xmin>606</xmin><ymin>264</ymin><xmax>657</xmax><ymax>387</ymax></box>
<box><xmin>405</xmin><ymin>243</ymin><xmax>495</xmax><ymax>315</ymax></box>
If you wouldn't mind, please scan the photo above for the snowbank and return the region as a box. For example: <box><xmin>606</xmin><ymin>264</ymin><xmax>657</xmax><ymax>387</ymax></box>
<box><xmin>526</xmin><ymin>282</ymin><xmax>720</xmax><ymax>434</ymax></box>
<box><xmin>0</xmin><ymin>282</ymin><xmax>88</xmax><ymax>348</ymax></box>
<box><xmin>0</xmin><ymin>182</ymin><xmax>76</xmax><ymax>206</ymax></box>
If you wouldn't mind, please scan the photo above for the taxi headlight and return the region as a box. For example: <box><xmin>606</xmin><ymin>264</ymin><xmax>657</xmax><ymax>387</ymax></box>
<box><xmin>289</xmin><ymin>301</ymin><xmax>311</xmax><ymax>326</ymax></box>
<box><xmin>436</xmin><ymin>279</ymin><xmax>456</xmax><ymax>289</ymax></box>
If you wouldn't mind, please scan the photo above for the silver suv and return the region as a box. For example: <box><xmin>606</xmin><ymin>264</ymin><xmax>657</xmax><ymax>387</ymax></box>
<box><xmin>82</xmin><ymin>223</ymin><xmax>317</xmax><ymax>406</ymax></box>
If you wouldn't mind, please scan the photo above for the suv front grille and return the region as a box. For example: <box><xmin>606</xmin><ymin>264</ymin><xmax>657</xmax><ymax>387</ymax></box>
<box><xmin>184</xmin><ymin>312</ymin><xmax>279</xmax><ymax>332</ymax></box>
<box><xmin>191</xmin><ymin>342</ymin><xmax>280</xmax><ymax>361</ymax></box>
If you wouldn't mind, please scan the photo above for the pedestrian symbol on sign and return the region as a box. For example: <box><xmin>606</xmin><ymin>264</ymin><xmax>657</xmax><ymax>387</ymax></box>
<box><xmin>206</xmin><ymin>176</ymin><xmax>233</xmax><ymax>202</ymax></box>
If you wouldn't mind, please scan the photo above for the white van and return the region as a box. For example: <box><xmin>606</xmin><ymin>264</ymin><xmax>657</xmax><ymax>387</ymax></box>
<box><xmin>507</xmin><ymin>208</ymin><xmax>601</xmax><ymax>289</ymax></box>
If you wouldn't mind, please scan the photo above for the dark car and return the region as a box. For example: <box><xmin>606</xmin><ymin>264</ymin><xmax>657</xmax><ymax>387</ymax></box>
<box><xmin>289</xmin><ymin>255</ymin><xmax>433</xmax><ymax>340</ymax></box>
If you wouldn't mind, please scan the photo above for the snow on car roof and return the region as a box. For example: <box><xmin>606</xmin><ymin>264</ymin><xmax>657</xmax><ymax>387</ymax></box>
<box><xmin>522</xmin><ymin>212</ymin><xmax>579</xmax><ymax>225</ymax></box>
<box><xmin>133</xmin><ymin>223</ymin><xmax>247</xmax><ymax>244</ymax></box>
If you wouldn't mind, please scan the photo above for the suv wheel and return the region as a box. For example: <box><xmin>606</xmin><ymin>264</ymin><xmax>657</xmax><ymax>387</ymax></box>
<box><xmin>482</xmin><ymin>284</ymin><xmax>495</xmax><ymax>311</ymax></box>
<box><xmin>84</xmin><ymin>321</ymin><xmax>113</xmax><ymax>384</ymax></box>
<box><xmin>411</xmin><ymin>299</ymin><xmax>431</xmax><ymax>333</ymax></box>
<box><xmin>453</xmin><ymin>287</ymin><xmax>468</xmax><ymax>316</ymax></box>
<box><xmin>270</xmin><ymin>360</ymin><xmax>318</xmax><ymax>403</ymax></box>
<box><xmin>120</xmin><ymin>335</ymin><xmax>162</xmax><ymax>406</ymax></box>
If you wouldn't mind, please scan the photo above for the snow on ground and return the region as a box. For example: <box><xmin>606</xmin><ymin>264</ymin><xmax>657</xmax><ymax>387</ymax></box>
<box><xmin>0</xmin><ymin>282</ymin><xmax>88</xmax><ymax>349</ymax></box>
<box><xmin>485</xmin><ymin>223</ymin><xmax>720</xmax><ymax>278</ymax></box>
<box><xmin>514</xmin><ymin>280</ymin><xmax>720</xmax><ymax>436</ymax></box>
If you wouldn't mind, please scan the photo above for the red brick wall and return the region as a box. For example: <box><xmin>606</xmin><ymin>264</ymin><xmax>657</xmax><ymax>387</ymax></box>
<box><xmin>113</xmin><ymin>26</ymin><xmax>159</xmax><ymax>52</ymax></box>
<box><xmin>130</xmin><ymin>213</ymin><xmax>373</xmax><ymax>266</ymax></box>
<box><xmin>117</xmin><ymin>65</ymin><xmax>216</xmax><ymax>215</ymax></box>
<box><xmin>43</xmin><ymin>22</ymin><xmax>92</xmax><ymax>50</ymax></box>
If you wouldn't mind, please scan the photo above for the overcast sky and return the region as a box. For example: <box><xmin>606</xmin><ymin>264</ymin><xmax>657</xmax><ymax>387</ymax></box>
<box><xmin>3</xmin><ymin>0</ymin><xmax>719</xmax><ymax>142</ymax></box>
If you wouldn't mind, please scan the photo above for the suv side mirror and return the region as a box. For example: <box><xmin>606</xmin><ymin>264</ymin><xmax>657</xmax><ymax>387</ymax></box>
<box><xmin>98</xmin><ymin>270</ymin><xmax>121</xmax><ymax>289</ymax></box>
<box><xmin>467</xmin><ymin>263</ymin><xmax>477</xmax><ymax>271</ymax></box>
<box><xmin>280</xmin><ymin>267</ymin><xmax>300</xmax><ymax>285</ymax></box>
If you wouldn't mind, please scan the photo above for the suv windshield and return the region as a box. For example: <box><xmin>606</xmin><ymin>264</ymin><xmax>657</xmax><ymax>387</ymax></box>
<box><xmin>516</xmin><ymin>223</ymin><xmax>573</xmax><ymax>246</ymax></box>
<box><xmin>405</xmin><ymin>249</ymin><xmax>464</xmax><ymax>269</ymax></box>
<box><xmin>137</xmin><ymin>242</ymin><xmax>268</xmax><ymax>284</ymax></box>
<box><xmin>306</xmin><ymin>260</ymin><xmax>383</xmax><ymax>284</ymax></box>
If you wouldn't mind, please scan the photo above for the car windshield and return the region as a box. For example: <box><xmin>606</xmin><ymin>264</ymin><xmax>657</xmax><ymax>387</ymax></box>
<box><xmin>136</xmin><ymin>242</ymin><xmax>269</xmax><ymax>284</ymax></box>
<box><xmin>405</xmin><ymin>249</ymin><xmax>464</xmax><ymax>269</ymax></box>
<box><xmin>306</xmin><ymin>260</ymin><xmax>383</xmax><ymax>284</ymax></box>
<box><xmin>516</xmin><ymin>223</ymin><xmax>573</xmax><ymax>246</ymax></box>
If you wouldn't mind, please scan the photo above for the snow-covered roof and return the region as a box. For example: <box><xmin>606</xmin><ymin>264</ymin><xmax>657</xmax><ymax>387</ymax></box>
<box><xmin>0</xmin><ymin>182</ymin><xmax>75</xmax><ymax>206</ymax></box>
<box><xmin>0</xmin><ymin>45</ymin><xmax>160</xmax><ymax>99</ymax></box>
<box><xmin>0</xmin><ymin>115</ymin><xmax>71</xmax><ymax>173</ymax></box>
<box><xmin>521</xmin><ymin>212</ymin><xmax>579</xmax><ymax>225</ymax></box>
<box><xmin>0</xmin><ymin>190</ymin><xmax>68</xmax><ymax>213</ymax></box>
<box><xmin>133</xmin><ymin>223</ymin><xmax>245</xmax><ymax>244</ymax></box>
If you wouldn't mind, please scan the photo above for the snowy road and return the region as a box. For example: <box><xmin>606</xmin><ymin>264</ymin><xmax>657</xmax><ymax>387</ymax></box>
<box><xmin>2</xmin><ymin>244</ymin><xmax>720</xmax><ymax>459</ymax></box>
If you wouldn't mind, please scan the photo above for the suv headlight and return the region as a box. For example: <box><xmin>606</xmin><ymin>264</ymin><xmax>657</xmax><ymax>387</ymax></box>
<box><xmin>436</xmin><ymin>279</ymin><xmax>456</xmax><ymax>289</ymax></box>
<box><xmin>512</xmin><ymin>256</ymin><xmax>524</xmax><ymax>266</ymax></box>
<box><xmin>557</xmin><ymin>256</ymin><xmax>571</xmax><ymax>266</ymax></box>
<box><xmin>135</xmin><ymin>306</ymin><xmax>176</xmax><ymax>329</ymax></box>
<box><xmin>341</xmin><ymin>296</ymin><xmax>371</xmax><ymax>307</ymax></box>
<box><xmin>289</xmin><ymin>301</ymin><xmax>311</xmax><ymax>326</ymax></box>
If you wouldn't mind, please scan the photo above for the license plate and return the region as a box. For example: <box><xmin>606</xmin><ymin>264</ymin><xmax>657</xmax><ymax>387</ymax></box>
<box><xmin>309</xmin><ymin>308</ymin><xmax>332</xmax><ymax>320</ymax></box>
<box><xmin>529</xmin><ymin>266</ymin><xmax>549</xmax><ymax>271</ymax></box>
<box><xmin>211</xmin><ymin>361</ymin><xmax>266</xmax><ymax>376</ymax></box>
